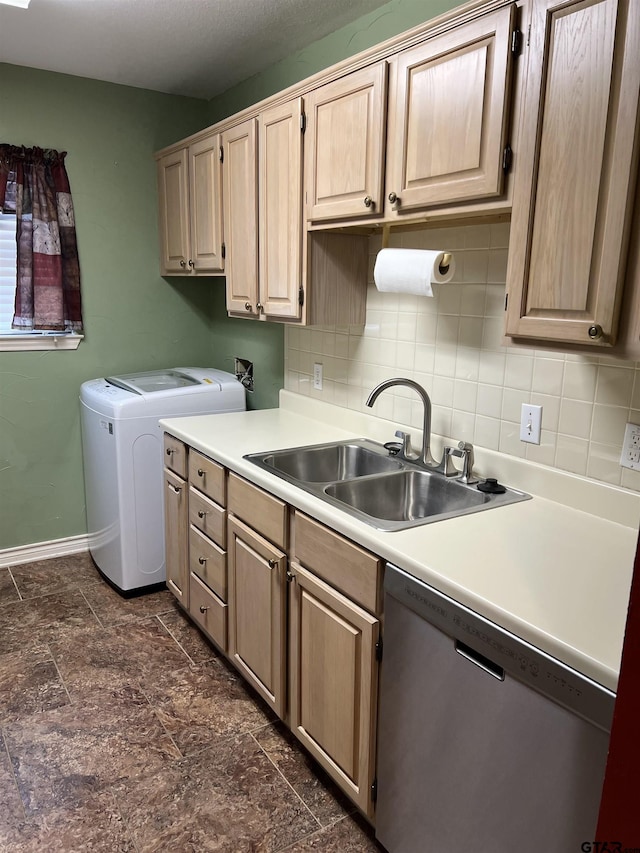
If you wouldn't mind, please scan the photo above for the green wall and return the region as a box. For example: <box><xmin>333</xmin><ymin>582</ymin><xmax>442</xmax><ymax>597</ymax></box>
<box><xmin>0</xmin><ymin>63</ymin><xmax>212</xmax><ymax>549</ymax></box>
<box><xmin>0</xmin><ymin>0</ymin><xmax>462</xmax><ymax>550</ymax></box>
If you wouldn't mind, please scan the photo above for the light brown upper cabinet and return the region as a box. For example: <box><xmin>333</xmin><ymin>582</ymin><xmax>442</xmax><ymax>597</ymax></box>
<box><xmin>156</xmin><ymin>133</ymin><xmax>224</xmax><ymax>275</ymax></box>
<box><xmin>505</xmin><ymin>0</ymin><xmax>640</xmax><ymax>347</ymax></box>
<box><xmin>223</xmin><ymin>100</ymin><xmax>304</xmax><ymax>320</ymax></box>
<box><xmin>304</xmin><ymin>63</ymin><xmax>388</xmax><ymax>222</ymax></box>
<box><xmin>384</xmin><ymin>4</ymin><xmax>516</xmax><ymax>215</ymax></box>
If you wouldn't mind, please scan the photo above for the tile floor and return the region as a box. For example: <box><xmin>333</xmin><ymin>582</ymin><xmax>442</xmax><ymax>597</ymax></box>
<box><xmin>0</xmin><ymin>553</ymin><xmax>383</xmax><ymax>852</ymax></box>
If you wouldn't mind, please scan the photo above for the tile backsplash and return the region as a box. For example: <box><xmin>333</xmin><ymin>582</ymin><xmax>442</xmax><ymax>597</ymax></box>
<box><xmin>285</xmin><ymin>222</ymin><xmax>640</xmax><ymax>493</ymax></box>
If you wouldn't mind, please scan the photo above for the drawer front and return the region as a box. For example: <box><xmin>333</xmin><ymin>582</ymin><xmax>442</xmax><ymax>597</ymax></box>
<box><xmin>227</xmin><ymin>472</ymin><xmax>288</xmax><ymax>549</ymax></box>
<box><xmin>189</xmin><ymin>450</ymin><xmax>226</xmax><ymax>506</ymax></box>
<box><xmin>163</xmin><ymin>433</ymin><xmax>187</xmax><ymax>479</ymax></box>
<box><xmin>189</xmin><ymin>487</ymin><xmax>226</xmax><ymax>548</ymax></box>
<box><xmin>189</xmin><ymin>525</ymin><xmax>227</xmax><ymax>600</ymax></box>
<box><xmin>189</xmin><ymin>572</ymin><xmax>227</xmax><ymax>652</ymax></box>
<box><xmin>293</xmin><ymin>512</ymin><xmax>382</xmax><ymax>614</ymax></box>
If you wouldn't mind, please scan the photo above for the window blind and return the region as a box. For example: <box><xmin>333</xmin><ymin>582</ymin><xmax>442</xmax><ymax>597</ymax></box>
<box><xmin>0</xmin><ymin>211</ymin><xmax>17</xmax><ymax>332</ymax></box>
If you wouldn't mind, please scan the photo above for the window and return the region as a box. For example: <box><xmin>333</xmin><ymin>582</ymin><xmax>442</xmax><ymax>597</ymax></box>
<box><xmin>0</xmin><ymin>209</ymin><xmax>17</xmax><ymax>332</ymax></box>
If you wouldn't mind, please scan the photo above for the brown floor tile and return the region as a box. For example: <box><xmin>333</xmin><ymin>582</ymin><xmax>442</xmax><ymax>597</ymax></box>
<box><xmin>0</xmin><ymin>570</ymin><xmax>19</xmax><ymax>608</ymax></box>
<box><xmin>277</xmin><ymin>814</ymin><xmax>382</xmax><ymax>852</ymax></box>
<box><xmin>9</xmin><ymin>553</ymin><xmax>102</xmax><ymax>600</ymax></box>
<box><xmin>255</xmin><ymin>722</ymin><xmax>354</xmax><ymax>827</ymax></box>
<box><xmin>0</xmin><ymin>789</ymin><xmax>136</xmax><ymax>853</ymax></box>
<box><xmin>0</xmin><ymin>645</ymin><xmax>69</xmax><ymax>724</ymax></box>
<box><xmin>49</xmin><ymin>618</ymin><xmax>192</xmax><ymax>698</ymax></box>
<box><xmin>116</xmin><ymin>734</ymin><xmax>319</xmax><ymax>852</ymax></box>
<box><xmin>139</xmin><ymin>658</ymin><xmax>275</xmax><ymax>757</ymax></box>
<box><xmin>81</xmin><ymin>581</ymin><xmax>176</xmax><ymax>626</ymax></box>
<box><xmin>4</xmin><ymin>684</ymin><xmax>181</xmax><ymax>818</ymax></box>
<box><xmin>0</xmin><ymin>590</ymin><xmax>99</xmax><ymax>656</ymax></box>
<box><xmin>0</xmin><ymin>732</ymin><xmax>25</xmax><ymax>830</ymax></box>
<box><xmin>158</xmin><ymin>607</ymin><xmax>220</xmax><ymax>663</ymax></box>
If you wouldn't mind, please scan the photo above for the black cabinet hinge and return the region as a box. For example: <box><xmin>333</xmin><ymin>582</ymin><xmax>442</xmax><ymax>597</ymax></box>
<box><xmin>298</xmin><ymin>285</ymin><xmax>304</xmax><ymax>307</ymax></box>
<box><xmin>502</xmin><ymin>144</ymin><xmax>513</xmax><ymax>174</ymax></box>
<box><xmin>219</xmin><ymin>146</ymin><xmax>224</xmax><ymax>164</ymax></box>
<box><xmin>300</xmin><ymin>112</ymin><xmax>306</xmax><ymax>134</ymax></box>
<box><xmin>222</xmin><ymin>242</ymin><xmax>226</xmax><ymax>260</ymax></box>
<box><xmin>371</xmin><ymin>779</ymin><xmax>378</xmax><ymax>803</ymax></box>
<box><xmin>511</xmin><ymin>28</ymin><xmax>522</xmax><ymax>56</ymax></box>
<box><xmin>375</xmin><ymin>638</ymin><xmax>383</xmax><ymax>662</ymax></box>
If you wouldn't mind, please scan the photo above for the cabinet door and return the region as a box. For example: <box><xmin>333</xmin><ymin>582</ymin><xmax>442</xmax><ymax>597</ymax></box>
<box><xmin>259</xmin><ymin>98</ymin><xmax>304</xmax><ymax>319</ymax></box>
<box><xmin>505</xmin><ymin>0</ymin><xmax>640</xmax><ymax>346</ymax></box>
<box><xmin>305</xmin><ymin>63</ymin><xmax>387</xmax><ymax>222</ymax></box>
<box><xmin>227</xmin><ymin>515</ymin><xmax>286</xmax><ymax>717</ymax></box>
<box><xmin>222</xmin><ymin>119</ymin><xmax>259</xmax><ymax>315</ymax></box>
<box><xmin>157</xmin><ymin>148</ymin><xmax>190</xmax><ymax>274</ymax></box>
<box><xmin>385</xmin><ymin>4</ymin><xmax>515</xmax><ymax>213</ymax></box>
<box><xmin>289</xmin><ymin>561</ymin><xmax>380</xmax><ymax>817</ymax></box>
<box><xmin>189</xmin><ymin>134</ymin><xmax>224</xmax><ymax>273</ymax></box>
<box><xmin>163</xmin><ymin>468</ymin><xmax>189</xmax><ymax>605</ymax></box>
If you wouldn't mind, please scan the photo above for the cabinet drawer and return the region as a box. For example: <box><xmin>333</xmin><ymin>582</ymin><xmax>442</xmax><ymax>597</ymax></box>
<box><xmin>189</xmin><ymin>450</ymin><xmax>226</xmax><ymax>506</ymax></box>
<box><xmin>189</xmin><ymin>525</ymin><xmax>227</xmax><ymax>601</ymax></box>
<box><xmin>227</xmin><ymin>473</ymin><xmax>287</xmax><ymax>549</ymax></box>
<box><xmin>189</xmin><ymin>572</ymin><xmax>227</xmax><ymax>652</ymax></box>
<box><xmin>189</xmin><ymin>487</ymin><xmax>226</xmax><ymax>548</ymax></box>
<box><xmin>163</xmin><ymin>433</ymin><xmax>187</xmax><ymax>479</ymax></box>
<box><xmin>293</xmin><ymin>512</ymin><xmax>383</xmax><ymax>614</ymax></box>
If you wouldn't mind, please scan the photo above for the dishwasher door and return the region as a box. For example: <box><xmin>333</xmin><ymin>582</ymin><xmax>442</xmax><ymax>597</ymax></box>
<box><xmin>375</xmin><ymin>564</ymin><xmax>614</xmax><ymax>853</ymax></box>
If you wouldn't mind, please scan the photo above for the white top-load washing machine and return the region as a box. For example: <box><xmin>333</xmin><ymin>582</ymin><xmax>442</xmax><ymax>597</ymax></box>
<box><xmin>80</xmin><ymin>368</ymin><xmax>245</xmax><ymax>594</ymax></box>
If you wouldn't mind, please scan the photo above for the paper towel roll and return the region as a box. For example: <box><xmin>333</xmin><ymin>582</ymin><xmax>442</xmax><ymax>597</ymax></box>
<box><xmin>373</xmin><ymin>249</ymin><xmax>455</xmax><ymax>297</ymax></box>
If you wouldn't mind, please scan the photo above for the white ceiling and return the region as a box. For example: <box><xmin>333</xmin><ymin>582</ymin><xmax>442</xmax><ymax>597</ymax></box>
<box><xmin>0</xmin><ymin>0</ymin><xmax>394</xmax><ymax>100</ymax></box>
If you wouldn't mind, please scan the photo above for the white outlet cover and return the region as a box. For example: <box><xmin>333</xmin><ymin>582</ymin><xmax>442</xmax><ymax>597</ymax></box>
<box><xmin>313</xmin><ymin>362</ymin><xmax>323</xmax><ymax>390</ymax></box>
<box><xmin>520</xmin><ymin>403</ymin><xmax>542</xmax><ymax>444</ymax></box>
<box><xmin>620</xmin><ymin>422</ymin><xmax>640</xmax><ymax>470</ymax></box>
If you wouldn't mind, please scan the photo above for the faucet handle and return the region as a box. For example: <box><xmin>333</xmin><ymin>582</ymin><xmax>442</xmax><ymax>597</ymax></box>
<box><xmin>457</xmin><ymin>441</ymin><xmax>478</xmax><ymax>484</ymax></box>
<box><xmin>394</xmin><ymin>430</ymin><xmax>416</xmax><ymax>460</ymax></box>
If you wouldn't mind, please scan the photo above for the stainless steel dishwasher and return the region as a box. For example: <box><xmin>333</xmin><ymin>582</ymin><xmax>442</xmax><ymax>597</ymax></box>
<box><xmin>375</xmin><ymin>564</ymin><xmax>614</xmax><ymax>853</ymax></box>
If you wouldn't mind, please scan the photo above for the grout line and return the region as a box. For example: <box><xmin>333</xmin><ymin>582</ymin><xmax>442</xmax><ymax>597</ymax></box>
<box><xmin>6</xmin><ymin>568</ymin><xmax>23</xmax><ymax>601</ymax></box>
<box><xmin>45</xmin><ymin>641</ymin><xmax>73</xmax><ymax>707</ymax></box>
<box><xmin>248</xmin><ymin>728</ymin><xmax>322</xmax><ymax>832</ymax></box>
<box><xmin>78</xmin><ymin>588</ymin><xmax>106</xmax><ymax>629</ymax></box>
<box><xmin>1</xmin><ymin>726</ymin><xmax>29</xmax><ymax>824</ymax></box>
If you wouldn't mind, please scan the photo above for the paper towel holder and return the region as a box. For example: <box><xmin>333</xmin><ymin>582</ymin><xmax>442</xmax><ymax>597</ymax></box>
<box><xmin>380</xmin><ymin>224</ymin><xmax>452</xmax><ymax>275</ymax></box>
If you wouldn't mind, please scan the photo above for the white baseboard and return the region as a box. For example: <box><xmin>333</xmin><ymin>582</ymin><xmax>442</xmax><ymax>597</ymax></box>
<box><xmin>0</xmin><ymin>534</ymin><xmax>90</xmax><ymax>569</ymax></box>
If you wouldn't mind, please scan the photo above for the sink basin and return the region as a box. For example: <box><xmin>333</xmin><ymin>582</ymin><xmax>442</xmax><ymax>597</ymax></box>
<box><xmin>247</xmin><ymin>439</ymin><xmax>403</xmax><ymax>483</ymax></box>
<box><xmin>325</xmin><ymin>469</ymin><xmax>488</xmax><ymax>527</ymax></box>
<box><xmin>244</xmin><ymin>439</ymin><xmax>530</xmax><ymax>530</ymax></box>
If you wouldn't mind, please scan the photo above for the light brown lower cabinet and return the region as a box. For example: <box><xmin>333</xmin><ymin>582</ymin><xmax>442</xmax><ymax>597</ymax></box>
<box><xmin>163</xmin><ymin>467</ymin><xmax>189</xmax><ymax>606</ymax></box>
<box><xmin>227</xmin><ymin>513</ymin><xmax>287</xmax><ymax>718</ymax></box>
<box><xmin>288</xmin><ymin>561</ymin><xmax>380</xmax><ymax>818</ymax></box>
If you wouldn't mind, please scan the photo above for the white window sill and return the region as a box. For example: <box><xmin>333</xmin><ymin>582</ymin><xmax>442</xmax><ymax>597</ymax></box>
<box><xmin>0</xmin><ymin>333</ymin><xmax>84</xmax><ymax>352</ymax></box>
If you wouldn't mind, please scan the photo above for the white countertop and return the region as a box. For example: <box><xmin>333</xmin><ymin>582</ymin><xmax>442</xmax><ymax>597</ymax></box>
<box><xmin>161</xmin><ymin>392</ymin><xmax>640</xmax><ymax>693</ymax></box>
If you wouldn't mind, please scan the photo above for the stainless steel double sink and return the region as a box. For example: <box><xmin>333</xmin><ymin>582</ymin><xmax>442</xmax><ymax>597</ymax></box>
<box><xmin>245</xmin><ymin>438</ymin><xmax>530</xmax><ymax>531</ymax></box>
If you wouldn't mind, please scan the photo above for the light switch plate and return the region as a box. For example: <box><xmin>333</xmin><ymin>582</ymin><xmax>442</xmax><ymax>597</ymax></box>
<box><xmin>520</xmin><ymin>403</ymin><xmax>542</xmax><ymax>444</ymax></box>
<box><xmin>620</xmin><ymin>422</ymin><xmax>640</xmax><ymax>470</ymax></box>
<box><xmin>313</xmin><ymin>362</ymin><xmax>323</xmax><ymax>390</ymax></box>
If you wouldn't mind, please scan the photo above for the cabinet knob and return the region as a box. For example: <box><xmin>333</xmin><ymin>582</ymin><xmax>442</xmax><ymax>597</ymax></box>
<box><xmin>197</xmin><ymin>468</ymin><xmax>204</xmax><ymax>477</ymax></box>
<box><xmin>388</xmin><ymin>192</ymin><xmax>399</xmax><ymax>206</ymax></box>
<box><xmin>199</xmin><ymin>605</ymin><xmax>209</xmax><ymax>613</ymax></box>
<box><xmin>256</xmin><ymin>302</ymin><xmax>264</xmax><ymax>312</ymax></box>
<box><xmin>363</xmin><ymin>196</ymin><xmax>374</xmax><ymax>208</ymax></box>
<box><xmin>179</xmin><ymin>259</ymin><xmax>186</xmax><ymax>268</ymax></box>
<box><xmin>168</xmin><ymin>483</ymin><xmax>181</xmax><ymax>494</ymax></box>
<box><xmin>245</xmin><ymin>302</ymin><xmax>253</xmax><ymax>311</ymax></box>
<box><xmin>286</xmin><ymin>570</ymin><xmax>296</xmax><ymax>583</ymax></box>
<box><xmin>166</xmin><ymin>447</ymin><xmax>174</xmax><ymax>456</ymax></box>
<box><xmin>268</xmin><ymin>558</ymin><xmax>278</xmax><ymax>569</ymax></box>
<box><xmin>188</xmin><ymin>259</ymin><xmax>195</xmax><ymax>268</ymax></box>
<box><xmin>588</xmin><ymin>324</ymin><xmax>603</xmax><ymax>340</ymax></box>
<box><xmin>198</xmin><ymin>556</ymin><xmax>207</xmax><ymax>565</ymax></box>
<box><xmin>197</xmin><ymin>510</ymin><xmax>207</xmax><ymax>519</ymax></box>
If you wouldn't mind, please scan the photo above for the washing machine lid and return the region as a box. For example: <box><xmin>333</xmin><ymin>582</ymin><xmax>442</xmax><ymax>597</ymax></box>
<box><xmin>105</xmin><ymin>369</ymin><xmax>206</xmax><ymax>395</ymax></box>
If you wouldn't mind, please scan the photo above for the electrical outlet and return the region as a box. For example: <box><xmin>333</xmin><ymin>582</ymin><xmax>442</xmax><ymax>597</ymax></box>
<box><xmin>313</xmin><ymin>362</ymin><xmax>323</xmax><ymax>390</ymax></box>
<box><xmin>520</xmin><ymin>403</ymin><xmax>542</xmax><ymax>444</ymax></box>
<box><xmin>620</xmin><ymin>422</ymin><xmax>640</xmax><ymax>470</ymax></box>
